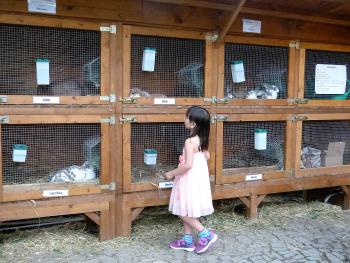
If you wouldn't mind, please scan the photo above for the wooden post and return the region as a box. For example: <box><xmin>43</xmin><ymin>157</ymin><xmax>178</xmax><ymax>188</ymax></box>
<box><xmin>239</xmin><ymin>194</ymin><xmax>266</xmax><ymax>219</ymax></box>
<box><xmin>341</xmin><ymin>186</ymin><xmax>350</xmax><ymax>210</ymax></box>
<box><xmin>115</xmin><ymin>194</ymin><xmax>132</xmax><ymax>236</ymax></box>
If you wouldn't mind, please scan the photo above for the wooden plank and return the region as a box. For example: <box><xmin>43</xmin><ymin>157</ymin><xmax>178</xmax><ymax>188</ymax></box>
<box><xmin>0</xmin><ymin>106</ymin><xmax>112</xmax><ymax>115</ymax></box>
<box><xmin>3</xmin><ymin>183</ymin><xmax>102</xmax><ymax>202</ymax></box>
<box><xmin>121</xmin><ymin>98</ymin><xmax>211</xmax><ymax>106</ymax></box>
<box><xmin>0</xmin><ymin>13</ymin><xmax>101</xmax><ymax>30</ymax></box>
<box><xmin>247</xmin><ymin>194</ymin><xmax>257</xmax><ymax>218</ymax></box>
<box><xmin>123</xmin><ymin>114</ymin><xmax>184</xmax><ymax>123</ymax></box>
<box><xmin>115</xmin><ymin>194</ymin><xmax>133</xmax><ymax>236</ymax></box>
<box><xmin>204</xmin><ymin>40</ymin><xmax>213</xmax><ymax>98</ymax></box>
<box><xmin>131</xmin><ymin>207</ymin><xmax>144</xmax><ymax>221</ymax></box>
<box><xmin>284</xmin><ymin>120</ymin><xmax>294</xmax><ymax>170</ymax></box>
<box><xmin>129</xmin><ymin>25</ymin><xmax>206</xmax><ymax>40</ymax></box>
<box><xmin>298</xmin><ymin>48</ymin><xmax>306</xmax><ymax>99</ymax></box>
<box><xmin>296</xmin><ymin>165</ymin><xmax>350</xmax><ymax>177</ymax></box>
<box><xmin>226</xmin><ymin>113</ymin><xmax>287</xmax><ymax>122</ymax></box>
<box><xmin>224</xmin><ymin>99</ymin><xmax>291</xmax><ymax>107</ymax></box>
<box><xmin>224</xmin><ymin>35</ymin><xmax>291</xmax><ymax>47</ymax></box>
<box><xmin>300</xmin><ymin>100</ymin><xmax>350</xmax><ymax>107</ymax></box>
<box><xmin>100</xmin><ymin>123</ymin><xmax>110</xmax><ymax>185</ymax></box>
<box><xmin>100</xmin><ymin>25</ymin><xmax>110</xmax><ymax>97</ymax></box>
<box><xmin>239</xmin><ymin>196</ymin><xmax>250</xmax><ymax>207</ymax></box>
<box><xmin>342</xmin><ymin>186</ymin><xmax>350</xmax><ymax>210</ymax></box>
<box><xmin>294</xmin><ymin>121</ymin><xmax>303</xmax><ymax>174</ymax></box>
<box><xmin>288</xmin><ymin>43</ymin><xmax>296</xmax><ymax>99</ymax></box>
<box><xmin>303</xmin><ymin>113</ymin><xmax>350</xmax><ymax>120</ymax></box>
<box><xmin>122</xmin><ymin>124</ymin><xmax>132</xmax><ymax>192</ymax></box>
<box><xmin>215</xmin><ymin>122</ymin><xmax>224</xmax><ymax>185</ymax></box>
<box><xmin>99</xmin><ymin>209</ymin><xmax>110</xmax><ymax>241</ymax></box>
<box><xmin>85</xmin><ymin>212</ymin><xmax>100</xmax><ymax>225</ymax></box>
<box><xmin>215</xmin><ymin>0</ymin><xmax>246</xmax><ymax>48</ymax></box>
<box><xmin>0</xmin><ymin>96</ymin><xmax>109</xmax><ymax>105</ymax></box>
<box><xmin>146</xmin><ymin>0</ymin><xmax>233</xmax><ymax>11</ymax></box>
<box><xmin>216</xmin><ymin>44</ymin><xmax>225</xmax><ymax>99</ymax></box>
<box><xmin>3</xmin><ymin>115</ymin><xmax>107</xmax><ymax>124</ymax></box>
<box><xmin>300</xmin><ymin>42</ymin><xmax>350</xmax><ymax>52</ymax></box>
<box><xmin>122</xmin><ymin>25</ymin><xmax>131</xmax><ymax>98</ymax></box>
<box><xmin>221</xmin><ymin>170</ymin><xmax>286</xmax><ymax>184</ymax></box>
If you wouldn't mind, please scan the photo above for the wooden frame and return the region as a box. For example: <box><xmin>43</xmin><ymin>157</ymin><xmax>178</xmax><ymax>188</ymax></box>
<box><xmin>122</xmin><ymin>25</ymin><xmax>212</xmax><ymax>107</ymax></box>
<box><xmin>0</xmin><ymin>14</ymin><xmax>112</xmax><ymax>105</ymax></box>
<box><xmin>122</xmin><ymin>113</ymin><xmax>214</xmax><ymax>192</ymax></box>
<box><xmin>215</xmin><ymin>113</ymin><xmax>294</xmax><ymax>184</ymax></box>
<box><xmin>294</xmin><ymin>113</ymin><xmax>350</xmax><ymax>178</ymax></box>
<box><xmin>0</xmin><ymin>115</ymin><xmax>111</xmax><ymax>202</ymax></box>
<box><xmin>298</xmin><ymin>42</ymin><xmax>350</xmax><ymax>107</ymax></box>
<box><xmin>216</xmin><ymin>36</ymin><xmax>297</xmax><ymax>107</ymax></box>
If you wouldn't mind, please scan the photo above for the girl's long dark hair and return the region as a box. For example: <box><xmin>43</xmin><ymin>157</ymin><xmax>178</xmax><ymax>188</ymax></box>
<box><xmin>186</xmin><ymin>106</ymin><xmax>210</xmax><ymax>151</ymax></box>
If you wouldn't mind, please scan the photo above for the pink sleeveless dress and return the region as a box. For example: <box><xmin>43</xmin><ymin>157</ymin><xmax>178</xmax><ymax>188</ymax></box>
<box><xmin>169</xmin><ymin>151</ymin><xmax>214</xmax><ymax>218</ymax></box>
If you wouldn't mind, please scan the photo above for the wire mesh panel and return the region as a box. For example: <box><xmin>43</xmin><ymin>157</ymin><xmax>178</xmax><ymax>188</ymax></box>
<box><xmin>131</xmin><ymin>123</ymin><xmax>188</xmax><ymax>183</ymax></box>
<box><xmin>130</xmin><ymin>35</ymin><xmax>205</xmax><ymax>98</ymax></box>
<box><xmin>224</xmin><ymin>43</ymin><xmax>288</xmax><ymax>99</ymax></box>
<box><xmin>304</xmin><ymin>50</ymin><xmax>350</xmax><ymax>100</ymax></box>
<box><xmin>0</xmin><ymin>23</ymin><xmax>100</xmax><ymax>96</ymax></box>
<box><xmin>301</xmin><ymin>121</ymin><xmax>350</xmax><ymax>168</ymax></box>
<box><xmin>2</xmin><ymin>124</ymin><xmax>101</xmax><ymax>185</ymax></box>
<box><xmin>223</xmin><ymin>121</ymin><xmax>285</xmax><ymax>174</ymax></box>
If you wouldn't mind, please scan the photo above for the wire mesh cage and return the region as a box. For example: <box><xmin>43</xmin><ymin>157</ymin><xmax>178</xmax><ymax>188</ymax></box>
<box><xmin>130</xmin><ymin>34</ymin><xmax>205</xmax><ymax>98</ymax></box>
<box><xmin>0</xmin><ymin>23</ymin><xmax>100</xmax><ymax>96</ymax></box>
<box><xmin>223</xmin><ymin>121</ymin><xmax>285</xmax><ymax>174</ymax></box>
<box><xmin>131</xmin><ymin>123</ymin><xmax>188</xmax><ymax>183</ymax></box>
<box><xmin>301</xmin><ymin>121</ymin><xmax>350</xmax><ymax>168</ymax></box>
<box><xmin>224</xmin><ymin>43</ymin><xmax>288</xmax><ymax>99</ymax></box>
<box><xmin>304</xmin><ymin>50</ymin><xmax>350</xmax><ymax>100</ymax></box>
<box><xmin>2</xmin><ymin>124</ymin><xmax>101</xmax><ymax>185</ymax></box>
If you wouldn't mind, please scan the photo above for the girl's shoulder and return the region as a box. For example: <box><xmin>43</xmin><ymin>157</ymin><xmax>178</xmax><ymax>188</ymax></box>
<box><xmin>184</xmin><ymin>136</ymin><xmax>200</xmax><ymax>152</ymax></box>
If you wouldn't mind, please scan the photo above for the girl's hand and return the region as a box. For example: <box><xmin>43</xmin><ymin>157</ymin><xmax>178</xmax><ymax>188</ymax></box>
<box><xmin>164</xmin><ymin>171</ymin><xmax>173</xmax><ymax>180</ymax></box>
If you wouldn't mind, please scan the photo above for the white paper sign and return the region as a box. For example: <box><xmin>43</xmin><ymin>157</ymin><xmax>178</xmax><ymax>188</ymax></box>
<box><xmin>158</xmin><ymin>181</ymin><xmax>174</xmax><ymax>189</ymax></box>
<box><xmin>33</xmin><ymin>96</ymin><xmax>59</xmax><ymax>104</ymax></box>
<box><xmin>154</xmin><ymin>98</ymin><xmax>175</xmax><ymax>105</ymax></box>
<box><xmin>315</xmin><ymin>64</ymin><xmax>347</xmax><ymax>94</ymax></box>
<box><xmin>28</xmin><ymin>0</ymin><xmax>56</xmax><ymax>14</ymax></box>
<box><xmin>245</xmin><ymin>174</ymin><xmax>262</xmax><ymax>181</ymax></box>
<box><xmin>242</xmin><ymin>19</ymin><xmax>262</xmax><ymax>34</ymax></box>
<box><xmin>36</xmin><ymin>59</ymin><xmax>50</xmax><ymax>85</ymax></box>
<box><xmin>43</xmin><ymin>189</ymin><xmax>69</xmax><ymax>197</ymax></box>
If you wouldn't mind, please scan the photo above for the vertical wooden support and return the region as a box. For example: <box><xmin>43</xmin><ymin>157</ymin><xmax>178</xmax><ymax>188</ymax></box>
<box><xmin>0</xmin><ymin>124</ymin><xmax>2</xmax><ymax>202</ymax></box>
<box><xmin>99</xmin><ymin>209</ymin><xmax>110</xmax><ymax>241</ymax></box>
<box><xmin>239</xmin><ymin>194</ymin><xmax>266</xmax><ymax>219</ymax></box>
<box><xmin>341</xmin><ymin>186</ymin><xmax>350</xmax><ymax>210</ymax></box>
<box><xmin>115</xmin><ymin>194</ymin><xmax>132</xmax><ymax>236</ymax></box>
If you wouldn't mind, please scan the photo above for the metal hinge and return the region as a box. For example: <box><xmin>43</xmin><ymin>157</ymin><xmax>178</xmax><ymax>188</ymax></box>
<box><xmin>0</xmin><ymin>96</ymin><xmax>8</xmax><ymax>103</ymax></box>
<box><xmin>100</xmin><ymin>94</ymin><xmax>116</xmax><ymax>103</ymax></box>
<box><xmin>100</xmin><ymin>117</ymin><xmax>115</xmax><ymax>125</ymax></box>
<box><xmin>0</xmin><ymin>116</ymin><xmax>9</xmax><ymax>124</ymax></box>
<box><xmin>100</xmin><ymin>25</ymin><xmax>117</xmax><ymax>34</ymax></box>
<box><xmin>212</xmin><ymin>97</ymin><xmax>229</xmax><ymax>104</ymax></box>
<box><xmin>100</xmin><ymin>182</ymin><xmax>116</xmax><ymax>191</ymax></box>
<box><xmin>119</xmin><ymin>97</ymin><xmax>138</xmax><ymax>104</ymax></box>
<box><xmin>205</xmin><ymin>32</ymin><xmax>219</xmax><ymax>42</ymax></box>
<box><xmin>289</xmin><ymin>40</ymin><xmax>300</xmax><ymax>49</ymax></box>
<box><xmin>287</xmin><ymin>98</ymin><xmax>309</xmax><ymax>104</ymax></box>
<box><xmin>289</xmin><ymin>115</ymin><xmax>308</xmax><ymax>122</ymax></box>
<box><xmin>120</xmin><ymin>116</ymin><xmax>137</xmax><ymax>123</ymax></box>
<box><xmin>211</xmin><ymin>115</ymin><xmax>228</xmax><ymax>123</ymax></box>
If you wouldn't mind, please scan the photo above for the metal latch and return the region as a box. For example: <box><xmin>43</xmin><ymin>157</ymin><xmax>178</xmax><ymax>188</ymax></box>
<box><xmin>0</xmin><ymin>116</ymin><xmax>9</xmax><ymax>124</ymax></box>
<box><xmin>203</xmin><ymin>97</ymin><xmax>216</xmax><ymax>103</ymax></box>
<box><xmin>100</xmin><ymin>94</ymin><xmax>116</xmax><ymax>103</ymax></box>
<box><xmin>287</xmin><ymin>98</ymin><xmax>309</xmax><ymax>104</ymax></box>
<box><xmin>101</xmin><ymin>182</ymin><xmax>116</xmax><ymax>191</ymax></box>
<box><xmin>100</xmin><ymin>25</ymin><xmax>117</xmax><ymax>34</ymax></box>
<box><xmin>119</xmin><ymin>97</ymin><xmax>138</xmax><ymax>104</ymax></box>
<box><xmin>120</xmin><ymin>116</ymin><xmax>137</xmax><ymax>123</ymax></box>
<box><xmin>289</xmin><ymin>40</ymin><xmax>300</xmax><ymax>49</ymax></box>
<box><xmin>100</xmin><ymin>117</ymin><xmax>115</xmax><ymax>125</ymax></box>
<box><xmin>211</xmin><ymin>115</ymin><xmax>228</xmax><ymax>123</ymax></box>
<box><xmin>0</xmin><ymin>96</ymin><xmax>8</xmax><ymax>103</ymax></box>
<box><xmin>289</xmin><ymin>115</ymin><xmax>308</xmax><ymax>121</ymax></box>
<box><xmin>213</xmin><ymin>97</ymin><xmax>229</xmax><ymax>104</ymax></box>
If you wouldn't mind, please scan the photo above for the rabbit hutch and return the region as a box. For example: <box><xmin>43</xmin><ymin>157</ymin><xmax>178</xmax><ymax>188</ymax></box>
<box><xmin>1</xmin><ymin>0</ymin><xmax>350</xmax><ymax>239</ymax></box>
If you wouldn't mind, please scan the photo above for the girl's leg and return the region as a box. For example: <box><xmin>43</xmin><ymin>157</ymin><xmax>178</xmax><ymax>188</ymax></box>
<box><xmin>182</xmin><ymin>219</ymin><xmax>192</xmax><ymax>235</ymax></box>
<box><xmin>180</xmin><ymin>216</ymin><xmax>205</xmax><ymax>232</ymax></box>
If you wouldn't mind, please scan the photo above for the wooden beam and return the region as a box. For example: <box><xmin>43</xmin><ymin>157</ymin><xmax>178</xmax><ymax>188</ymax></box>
<box><xmin>147</xmin><ymin>0</ymin><xmax>350</xmax><ymax>27</ymax></box>
<box><xmin>342</xmin><ymin>185</ymin><xmax>350</xmax><ymax>210</ymax></box>
<box><xmin>215</xmin><ymin>0</ymin><xmax>246</xmax><ymax>48</ymax></box>
<box><xmin>131</xmin><ymin>207</ymin><xmax>144</xmax><ymax>221</ymax></box>
<box><xmin>85</xmin><ymin>212</ymin><xmax>100</xmax><ymax>225</ymax></box>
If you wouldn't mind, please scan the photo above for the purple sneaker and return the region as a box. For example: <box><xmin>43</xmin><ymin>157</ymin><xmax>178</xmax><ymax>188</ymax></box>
<box><xmin>169</xmin><ymin>239</ymin><xmax>195</xmax><ymax>252</ymax></box>
<box><xmin>195</xmin><ymin>231</ymin><xmax>218</xmax><ymax>254</ymax></box>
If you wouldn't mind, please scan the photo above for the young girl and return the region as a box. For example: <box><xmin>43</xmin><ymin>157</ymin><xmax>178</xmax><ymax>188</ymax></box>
<box><xmin>164</xmin><ymin>106</ymin><xmax>217</xmax><ymax>254</ymax></box>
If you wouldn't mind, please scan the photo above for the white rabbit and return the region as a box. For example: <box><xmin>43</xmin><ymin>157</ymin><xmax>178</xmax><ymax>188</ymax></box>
<box><xmin>49</xmin><ymin>162</ymin><xmax>96</xmax><ymax>182</ymax></box>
